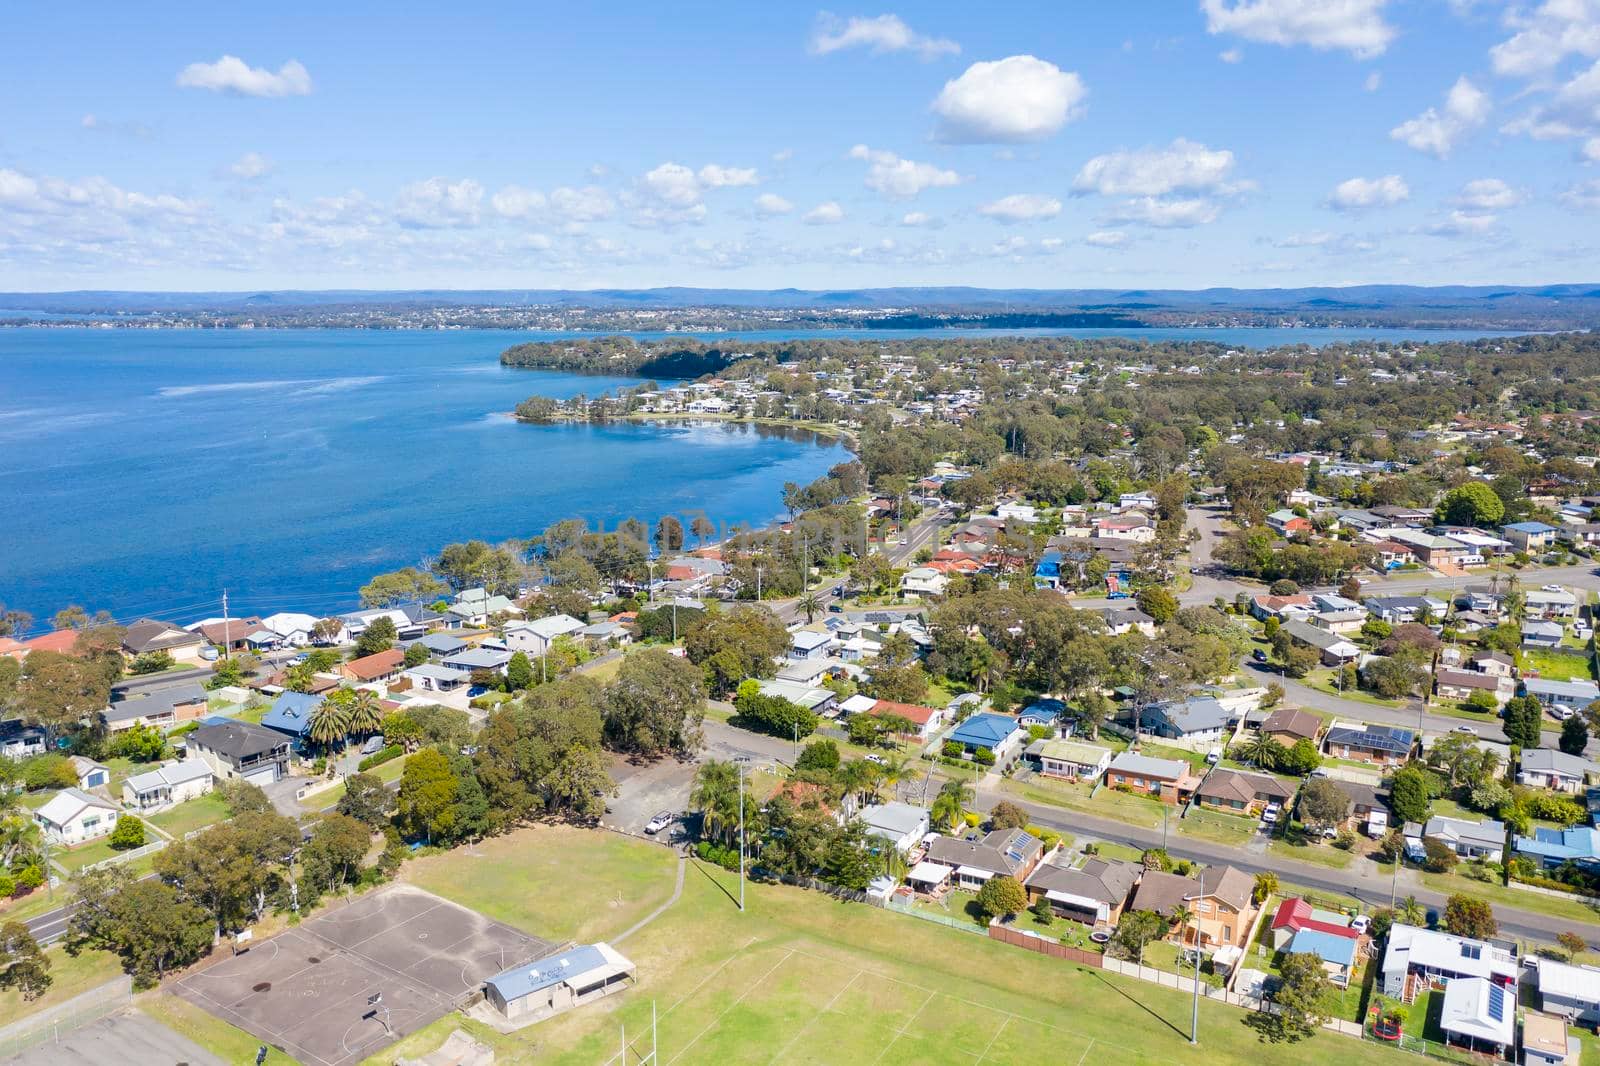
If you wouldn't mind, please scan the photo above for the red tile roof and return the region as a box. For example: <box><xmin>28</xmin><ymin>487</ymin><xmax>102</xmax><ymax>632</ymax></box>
<box><xmin>24</xmin><ymin>630</ymin><xmax>80</xmax><ymax>655</ymax></box>
<box><xmin>1270</xmin><ymin>897</ymin><xmax>1359</xmax><ymax>940</ymax></box>
<box><xmin>342</xmin><ymin>648</ymin><xmax>405</xmax><ymax>682</ymax></box>
<box><xmin>868</xmin><ymin>700</ymin><xmax>939</xmax><ymax>726</ymax></box>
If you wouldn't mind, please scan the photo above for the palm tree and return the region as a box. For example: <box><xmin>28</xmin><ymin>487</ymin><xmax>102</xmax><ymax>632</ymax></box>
<box><xmin>930</xmin><ymin>779</ymin><xmax>972</xmax><ymax>833</ymax></box>
<box><xmin>690</xmin><ymin>759</ymin><xmax>743</xmax><ymax>846</ymax></box>
<box><xmin>878</xmin><ymin>755</ymin><xmax>910</xmax><ymax>801</ymax></box>
<box><xmin>1252</xmin><ymin>871</ymin><xmax>1279</xmax><ymax>905</ymax></box>
<box><xmin>308</xmin><ymin>698</ymin><xmax>351</xmax><ymax>754</ymax></box>
<box><xmin>347</xmin><ymin>688</ymin><xmax>384</xmax><ymax>738</ymax></box>
<box><xmin>1398</xmin><ymin>895</ymin><xmax>1425</xmax><ymax>927</ymax></box>
<box><xmin>1239</xmin><ymin>730</ymin><xmax>1277</xmax><ymax>769</ymax></box>
<box><xmin>838</xmin><ymin>760</ymin><xmax>880</xmax><ymax>807</ymax></box>
<box><xmin>797</xmin><ymin>592</ymin><xmax>823</xmax><ymax>624</ymax></box>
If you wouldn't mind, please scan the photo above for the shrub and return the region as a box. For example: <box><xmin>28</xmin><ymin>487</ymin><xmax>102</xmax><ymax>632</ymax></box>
<box><xmin>941</xmin><ymin>740</ymin><xmax>963</xmax><ymax>759</ymax></box>
<box><xmin>14</xmin><ymin>866</ymin><xmax>44</xmax><ymax>891</ymax></box>
<box><xmin>973</xmin><ymin>747</ymin><xmax>996</xmax><ymax>767</ymax></box>
<box><xmin>694</xmin><ymin>840</ymin><xmax>741</xmax><ymax>871</ymax></box>
<box><xmin>358</xmin><ymin>744</ymin><xmax>404</xmax><ymax>771</ymax></box>
<box><xmin>109</xmin><ymin>815</ymin><xmax>146</xmax><ymax>850</ymax></box>
<box><xmin>0</xmin><ymin>874</ymin><xmax>14</xmax><ymax>897</ymax></box>
<box><xmin>22</xmin><ymin>755</ymin><xmax>77</xmax><ymax>791</ymax></box>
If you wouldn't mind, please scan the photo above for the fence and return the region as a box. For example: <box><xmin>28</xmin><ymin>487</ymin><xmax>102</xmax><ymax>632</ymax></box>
<box><xmin>80</xmin><ymin>838</ymin><xmax>166</xmax><ymax>872</ymax></box>
<box><xmin>884</xmin><ymin>896</ymin><xmax>985</xmax><ymax>934</ymax></box>
<box><xmin>0</xmin><ymin>976</ymin><xmax>132</xmax><ymax>1059</ymax></box>
<box><xmin>987</xmin><ymin>923</ymin><xmax>1102</xmax><ymax>965</ymax></box>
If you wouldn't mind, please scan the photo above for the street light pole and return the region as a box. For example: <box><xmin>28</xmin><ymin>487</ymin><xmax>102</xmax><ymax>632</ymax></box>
<box><xmin>738</xmin><ymin>758</ymin><xmax>747</xmax><ymax>913</ymax></box>
<box><xmin>1190</xmin><ymin>917</ymin><xmax>1201</xmax><ymax>1045</ymax></box>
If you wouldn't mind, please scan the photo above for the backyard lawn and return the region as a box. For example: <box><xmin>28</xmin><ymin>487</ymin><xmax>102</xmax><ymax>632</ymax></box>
<box><xmin>1002</xmin><ymin>777</ymin><xmax>1166</xmax><ymax>829</ymax></box>
<box><xmin>55</xmin><ymin>827</ymin><xmax>147</xmax><ymax>873</ymax></box>
<box><xmin>1521</xmin><ymin>647</ymin><xmax>1594</xmax><ymax>683</ymax></box>
<box><xmin>369</xmin><ymin>829</ymin><xmax>1413</xmax><ymax>1066</ymax></box>
<box><xmin>1177</xmin><ymin>805</ymin><xmax>1259</xmax><ymax>846</ymax></box>
<box><xmin>144</xmin><ymin>791</ymin><xmax>232</xmax><ymax>839</ymax></box>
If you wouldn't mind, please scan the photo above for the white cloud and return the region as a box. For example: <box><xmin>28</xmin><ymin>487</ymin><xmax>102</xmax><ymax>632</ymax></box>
<box><xmin>176</xmin><ymin>56</ymin><xmax>312</xmax><ymax>97</ymax></box>
<box><xmin>393</xmin><ymin>178</ymin><xmax>483</xmax><ymax>228</ymax></box>
<box><xmin>1424</xmin><ymin>210</ymin><xmax>1498</xmax><ymax>237</ymax></box>
<box><xmin>636</xmin><ymin>162</ymin><xmax>760</xmax><ymax>221</ymax></box>
<box><xmin>642</xmin><ymin>163</ymin><xmax>703</xmax><ymax>208</ymax></box>
<box><xmin>803</xmin><ymin>201</ymin><xmax>846</xmax><ymax>224</ymax></box>
<box><xmin>1562</xmin><ymin>178</ymin><xmax>1600</xmax><ymax>208</ymax></box>
<box><xmin>549</xmin><ymin>185</ymin><xmax>615</xmax><ymax>222</ymax></box>
<box><xmin>1073</xmin><ymin>138</ymin><xmax>1241</xmax><ymax>197</ymax></box>
<box><xmin>1328</xmin><ymin>174</ymin><xmax>1410</xmax><ymax>209</ymax></box>
<box><xmin>491</xmin><ymin>185</ymin><xmax>548</xmax><ymax>219</ymax></box>
<box><xmin>1456</xmin><ymin>178</ymin><xmax>1522</xmax><ymax>209</ymax></box>
<box><xmin>932</xmin><ymin>55</ymin><xmax>1087</xmax><ymax>143</ymax></box>
<box><xmin>753</xmin><ymin>193</ymin><xmax>794</xmax><ymax>216</ymax></box>
<box><xmin>899</xmin><ymin>211</ymin><xmax>939</xmax><ymax>227</ymax></box>
<box><xmin>847</xmin><ymin>145</ymin><xmax>964</xmax><ymax>198</ymax></box>
<box><xmin>0</xmin><ymin>168</ymin><xmax>203</xmax><ymax>217</ymax></box>
<box><xmin>227</xmin><ymin>152</ymin><xmax>273</xmax><ymax>180</ymax></box>
<box><xmin>1103</xmin><ymin>197</ymin><xmax>1222</xmax><ymax>227</ymax></box>
<box><xmin>696</xmin><ymin>164</ymin><xmax>759</xmax><ymax>188</ymax></box>
<box><xmin>1200</xmin><ymin>0</ymin><xmax>1395</xmax><ymax>59</ymax></box>
<box><xmin>1490</xmin><ymin>0</ymin><xmax>1600</xmax><ymax>77</ymax></box>
<box><xmin>808</xmin><ymin>13</ymin><xmax>959</xmax><ymax>60</ymax></box>
<box><xmin>1586</xmin><ymin>137</ymin><xmax>1600</xmax><ymax>160</ymax></box>
<box><xmin>1275</xmin><ymin>230</ymin><xmax>1334</xmax><ymax>247</ymax></box>
<box><xmin>1085</xmin><ymin>230</ymin><xmax>1129</xmax><ymax>247</ymax></box>
<box><xmin>1503</xmin><ymin>57</ymin><xmax>1600</xmax><ymax>141</ymax></box>
<box><xmin>1365</xmin><ymin>71</ymin><xmax>1383</xmax><ymax>91</ymax></box>
<box><xmin>1220</xmin><ymin>47</ymin><xmax>1244</xmax><ymax>63</ymax></box>
<box><xmin>1389</xmin><ymin>76</ymin><xmax>1490</xmax><ymax>157</ymax></box>
<box><xmin>977</xmin><ymin>193</ymin><xmax>1062</xmax><ymax>222</ymax></box>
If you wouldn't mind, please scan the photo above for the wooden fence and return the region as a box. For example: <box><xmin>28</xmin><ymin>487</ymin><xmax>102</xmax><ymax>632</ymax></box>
<box><xmin>987</xmin><ymin>923</ymin><xmax>1103</xmax><ymax>965</ymax></box>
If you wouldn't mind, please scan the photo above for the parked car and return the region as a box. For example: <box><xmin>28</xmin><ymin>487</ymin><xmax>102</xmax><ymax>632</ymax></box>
<box><xmin>1452</xmin><ymin>724</ymin><xmax>1477</xmax><ymax>736</ymax></box>
<box><xmin>644</xmin><ymin>811</ymin><xmax>675</xmax><ymax>835</ymax></box>
<box><xmin>864</xmin><ymin>753</ymin><xmax>887</xmax><ymax>766</ymax></box>
<box><xmin>199</xmin><ymin>646</ymin><xmax>219</xmax><ymax>661</ymax></box>
<box><xmin>360</xmin><ymin>735</ymin><xmax>384</xmax><ymax>755</ymax></box>
<box><xmin>1261</xmin><ymin>803</ymin><xmax>1281</xmax><ymax>825</ymax></box>
<box><xmin>1205</xmin><ymin>749</ymin><xmax>1221</xmax><ymax>765</ymax></box>
<box><xmin>1252</xmin><ymin>649</ymin><xmax>1268</xmax><ymax>663</ymax></box>
<box><xmin>828</xmin><ymin>604</ymin><xmax>844</xmax><ymax>613</ymax></box>
<box><xmin>1351</xmin><ymin>915</ymin><xmax>1371</xmax><ymax>935</ymax></box>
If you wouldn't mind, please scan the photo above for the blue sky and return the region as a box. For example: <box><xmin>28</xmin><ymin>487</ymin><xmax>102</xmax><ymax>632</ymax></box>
<box><xmin>3</xmin><ymin>1</ymin><xmax>1600</xmax><ymax>291</ymax></box>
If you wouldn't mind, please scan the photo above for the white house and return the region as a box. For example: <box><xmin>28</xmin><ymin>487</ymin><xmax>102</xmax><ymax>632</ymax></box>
<box><xmin>1380</xmin><ymin>925</ymin><xmax>1518</xmax><ymax>999</ymax></box>
<box><xmin>122</xmin><ymin>760</ymin><xmax>215</xmax><ymax>810</ymax></box>
<box><xmin>34</xmin><ymin>787</ymin><xmax>121</xmax><ymax>845</ymax></box>
<box><xmin>1423</xmin><ymin>814</ymin><xmax>1506</xmax><ymax>861</ymax></box>
<box><xmin>68</xmin><ymin>756</ymin><xmax>110</xmax><ymax>790</ymax></box>
<box><xmin>259</xmin><ymin>612</ymin><xmax>324</xmax><ymax>648</ymax></box>
<box><xmin>857</xmin><ymin>802</ymin><xmax>931</xmax><ymax>852</ymax></box>
<box><xmin>503</xmin><ymin>614</ymin><xmax>586</xmax><ymax>656</ymax></box>
<box><xmin>899</xmin><ymin>567</ymin><xmax>949</xmax><ymax>598</ymax></box>
<box><xmin>1532</xmin><ymin>957</ymin><xmax>1600</xmax><ymax>1024</ymax></box>
<box><xmin>1028</xmin><ymin>739</ymin><xmax>1113</xmax><ymax>782</ymax></box>
<box><xmin>1518</xmin><ymin>748</ymin><xmax>1600</xmax><ymax>794</ymax></box>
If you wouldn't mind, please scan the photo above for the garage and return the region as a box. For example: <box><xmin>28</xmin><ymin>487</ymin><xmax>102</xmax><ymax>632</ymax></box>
<box><xmin>242</xmin><ymin>764</ymin><xmax>279</xmax><ymax>786</ymax></box>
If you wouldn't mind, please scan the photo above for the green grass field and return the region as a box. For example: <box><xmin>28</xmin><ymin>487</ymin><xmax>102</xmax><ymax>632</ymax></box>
<box><xmin>0</xmin><ymin>945</ymin><xmax>124</xmax><ymax>1026</ymax></box>
<box><xmin>1002</xmin><ymin>777</ymin><xmax>1166</xmax><ymax>829</ymax></box>
<box><xmin>144</xmin><ymin>791</ymin><xmax>233</xmax><ymax>838</ymax></box>
<box><xmin>1521</xmin><ymin>647</ymin><xmax>1594</xmax><ymax>683</ymax></box>
<box><xmin>369</xmin><ymin>826</ymin><xmax>1412</xmax><ymax>1066</ymax></box>
<box><xmin>1177</xmin><ymin>806</ymin><xmax>1259</xmax><ymax>846</ymax></box>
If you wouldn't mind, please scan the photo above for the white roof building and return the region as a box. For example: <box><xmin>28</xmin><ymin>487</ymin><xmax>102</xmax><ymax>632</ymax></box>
<box><xmin>1438</xmin><ymin>976</ymin><xmax>1514</xmax><ymax>1052</ymax></box>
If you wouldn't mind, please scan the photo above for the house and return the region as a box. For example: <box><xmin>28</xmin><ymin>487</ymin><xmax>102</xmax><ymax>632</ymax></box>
<box><xmin>443</xmin><ymin>646</ymin><xmax>515</xmax><ymax>676</ymax></box>
<box><xmin>946</xmin><ymin>713</ymin><xmax>1025</xmax><ymax>761</ymax></box>
<box><xmin>1518</xmin><ymin>749</ymin><xmax>1600</xmax><ymax>793</ymax></box>
<box><xmin>1336</xmin><ymin>508</ymin><xmax>1387</xmax><ymax>533</ymax></box>
<box><xmin>194</xmin><ymin>618</ymin><xmax>266</xmax><ymax>652</ymax></box>
<box><xmin>863</xmin><ymin>699</ymin><xmax>947</xmax><ymax>741</ymax></box>
<box><xmin>1434</xmin><ymin>667</ymin><xmax>1514</xmax><ymax>707</ymax></box>
<box><xmin>1520</xmin><ymin>1011</ymin><xmax>1577</xmax><ymax>1066</ymax></box>
<box><xmin>1092</xmin><ymin>515</ymin><xmax>1155</xmax><ymax>543</ymax></box>
<box><xmin>1364</xmin><ymin>595</ymin><xmax>1448</xmax><ymax>625</ymax></box>
<box><xmin>1023</xmin><ymin>857</ymin><xmax>1142</xmax><ymax>926</ymax></box>
<box><xmin>1266</xmin><ymin>509</ymin><xmax>1313</xmax><ymax>535</ymax></box>
<box><xmin>752</xmin><ymin>678</ymin><xmax>837</xmax><ymax>715</ymax></box>
<box><xmin>788</xmin><ymin>630</ymin><xmax>834</xmax><ymax>660</ymax></box>
<box><xmin>260</xmin><ymin>690</ymin><xmax>322</xmax><ymax>742</ymax></box>
<box><xmin>33</xmin><ymin>787</ymin><xmax>121</xmax><ymax>845</ymax></box>
<box><xmin>67</xmin><ymin>755</ymin><xmax>110</xmax><ymax>790</ymax></box>
<box><xmin>1137</xmin><ymin>696</ymin><xmax>1234</xmax><ymax>745</ymax></box>
<box><xmin>1523</xmin><ymin>620</ymin><xmax>1566</xmax><ymax>649</ymax></box>
<box><xmin>415</xmin><ymin>632</ymin><xmax>468</xmax><ymax>659</ymax></box>
<box><xmin>1525</xmin><ymin>588</ymin><xmax>1580</xmax><ymax>619</ymax></box>
<box><xmin>1379</xmin><ymin>924</ymin><xmax>1518</xmax><ymax>999</ymax></box>
<box><xmin>1027</xmin><ymin>739</ymin><xmax>1113</xmax><ymax>782</ymax></box>
<box><xmin>1033</xmin><ymin>549</ymin><xmax>1065</xmax><ymax>591</ymax></box>
<box><xmin>340</xmin><ymin>648</ymin><xmax>405</xmax><ymax>685</ymax></box>
<box><xmin>260</xmin><ymin>612</ymin><xmax>324</xmax><ymax>647</ymax></box>
<box><xmin>1104</xmin><ymin>752</ymin><xmax>1200</xmax><ymax>805</ymax></box>
<box><xmin>1250</xmin><ymin>593</ymin><xmax>1313</xmax><ymax>621</ymax></box>
<box><xmin>186</xmin><ymin>720</ymin><xmax>290</xmax><ymax>785</ymax></box>
<box><xmin>1470</xmin><ymin>651</ymin><xmax>1516</xmax><ymax>678</ymax></box>
<box><xmin>923</xmin><ymin>827</ymin><xmax>1045</xmax><ymax>890</ymax></box>
<box><xmin>1513</xmin><ymin>826</ymin><xmax>1600</xmax><ymax>873</ymax></box>
<box><xmin>0</xmin><ymin>719</ymin><xmax>46</xmax><ymax>760</ymax></box>
<box><xmin>404</xmin><ymin>663</ymin><xmax>470</xmax><ymax>694</ymax></box>
<box><xmin>1091</xmin><ymin>605</ymin><xmax>1157</xmax><ymax>637</ymax></box>
<box><xmin>1281</xmin><ymin>620</ymin><xmax>1361</xmax><ymax>665</ymax></box>
<box><xmin>1323</xmin><ymin>722</ymin><xmax>1415</xmax><ymax>766</ymax></box>
<box><xmin>576</xmin><ymin>620</ymin><xmax>632</xmax><ymax>646</ymax></box>
<box><xmin>1370</xmin><ymin>541</ymin><xmax>1419</xmax><ymax>571</ymax></box>
<box><xmin>483</xmin><ymin>942</ymin><xmax>635</xmax><ymax>1024</ymax></box>
<box><xmin>1017</xmin><ymin>698</ymin><xmax>1067</xmax><ymax>732</ymax></box>
<box><xmin>899</xmin><ymin>567</ymin><xmax>949</xmax><ymax>598</ymax></box>
<box><xmin>1259</xmin><ymin>707</ymin><xmax>1322</xmax><ymax>746</ymax></box>
<box><xmin>1387</xmin><ymin>530</ymin><xmax>1475</xmax><ymax>571</ymax></box>
<box><xmin>447</xmin><ymin>588</ymin><xmax>524</xmax><ymax>628</ymax></box>
<box><xmin>101</xmin><ymin>680</ymin><xmax>209</xmax><ymax>733</ymax></box>
<box><xmin>1502</xmin><ymin>520</ymin><xmax>1559</xmax><ymax>552</ymax></box>
<box><xmin>1523</xmin><ymin>678</ymin><xmax>1600</xmax><ymax>718</ymax></box>
<box><xmin>121</xmin><ymin>618</ymin><xmax>208</xmax><ymax>661</ymax></box>
<box><xmin>1193</xmin><ymin>768</ymin><xmax>1294</xmax><ymax>815</ymax></box>
<box><xmin>1286</xmin><ymin>927</ymin><xmax>1360</xmax><ymax>987</ymax></box>
<box><xmin>1439</xmin><ymin>977</ymin><xmax>1515</xmax><ymax>1058</ymax></box>
<box><xmin>1325</xmin><ymin>777</ymin><xmax>1392</xmax><ymax>836</ymax></box>
<box><xmin>121</xmin><ymin>760</ymin><xmax>215</xmax><ymax>810</ymax></box>
<box><xmin>1532</xmin><ymin>957</ymin><xmax>1600</xmax><ymax>1024</ymax></box>
<box><xmin>1424</xmin><ymin>814</ymin><xmax>1506</xmax><ymax>861</ymax></box>
<box><xmin>1131</xmin><ymin>864</ymin><xmax>1257</xmax><ymax>949</ymax></box>
<box><xmin>503</xmin><ymin>614</ymin><xmax>585</xmax><ymax>656</ymax></box>
<box><xmin>857</xmin><ymin>802</ymin><xmax>930</xmax><ymax>852</ymax></box>
<box><xmin>1270</xmin><ymin>897</ymin><xmax>1360</xmax><ymax>951</ymax></box>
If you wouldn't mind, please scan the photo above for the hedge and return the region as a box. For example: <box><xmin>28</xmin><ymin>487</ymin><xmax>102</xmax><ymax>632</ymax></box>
<box><xmin>358</xmin><ymin>744</ymin><xmax>404</xmax><ymax>771</ymax></box>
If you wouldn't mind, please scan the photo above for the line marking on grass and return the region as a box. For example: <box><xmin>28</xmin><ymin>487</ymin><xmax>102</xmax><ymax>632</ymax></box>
<box><xmin>660</xmin><ymin>935</ymin><xmax>760</xmax><ymax>1019</ymax></box>
<box><xmin>1075</xmin><ymin>1037</ymin><xmax>1095</xmax><ymax>1066</ymax></box>
<box><xmin>763</xmin><ymin>969</ymin><xmax>860</xmax><ymax>1065</ymax></box>
<box><xmin>664</xmin><ymin>948</ymin><xmax>795</xmax><ymax>1066</ymax></box>
<box><xmin>972</xmin><ymin>1015</ymin><xmax>1009</xmax><ymax>1064</ymax></box>
<box><xmin>866</xmin><ymin>989</ymin><xmax>937</xmax><ymax>1066</ymax></box>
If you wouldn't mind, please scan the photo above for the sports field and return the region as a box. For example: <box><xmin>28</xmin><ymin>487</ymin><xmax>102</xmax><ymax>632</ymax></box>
<box><xmin>369</xmin><ymin>828</ymin><xmax>1407</xmax><ymax>1066</ymax></box>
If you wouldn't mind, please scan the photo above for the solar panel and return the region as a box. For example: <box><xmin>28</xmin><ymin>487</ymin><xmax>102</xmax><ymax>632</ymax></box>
<box><xmin>1487</xmin><ymin>983</ymin><xmax>1505</xmax><ymax>1022</ymax></box>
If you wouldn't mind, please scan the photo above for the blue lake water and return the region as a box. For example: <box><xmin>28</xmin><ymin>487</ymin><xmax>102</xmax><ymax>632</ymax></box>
<box><xmin>0</xmin><ymin>321</ymin><xmax>1534</xmax><ymax>627</ymax></box>
<box><xmin>0</xmin><ymin>329</ymin><xmax>849</xmax><ymax>627</ymax></box>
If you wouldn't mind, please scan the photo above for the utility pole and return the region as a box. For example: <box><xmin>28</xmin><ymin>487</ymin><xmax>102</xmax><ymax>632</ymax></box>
<box><xmin>737</xmin><ymin>757</ymin><xmax>748</xmax><ymax>913</ymax></box>
<box><xmin>1190</xmin><ymin>917</ymin><xmax>1201</xmax><ymax>1045</ymax></box>
<box><xmin>646</xmin><ymin>561</ymin><xmax>654</xmax><ymax>605</ymax></box>
<box><xmin>755</xmin><ymin>566</ymin><xmax>763</xmax><ymax>602</ymax></box>
<box><xmin>221</xmin><ymin>588</ymin><xmax>230</xmax><ymax>650</ymax></box>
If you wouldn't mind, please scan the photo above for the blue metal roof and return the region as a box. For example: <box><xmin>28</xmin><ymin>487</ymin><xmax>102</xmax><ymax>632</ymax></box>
<box><xmin>1019</xmin><ymin>698</ymin><xmax>1066</xmax><ymax>723</ymax></box>
<box><xmin>260</xmin><ymin>690</ymin><xmax>322</xmax><ymax>737</ymax></box>
<box><xmin>948</xmin><ymin>713</ymin><xmax>1020</xmax><ymax>748</ymax></box>
<box><xmin>486</xmin><ymin>944</ymin><xmax>607</xmax><ymax>1001</ymax></box>
<box><xmin>1289</xmin><ymin>928</ymin><xmax>1358</xmax><ymax>968</ymax></box>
